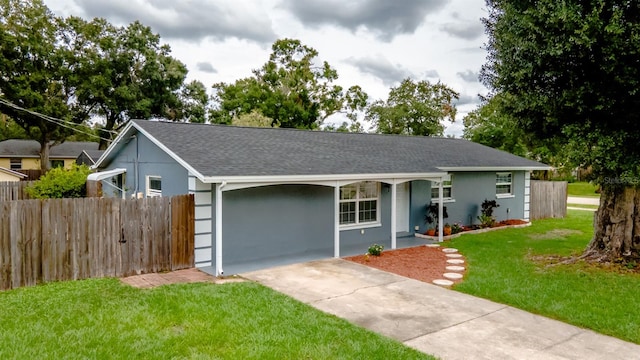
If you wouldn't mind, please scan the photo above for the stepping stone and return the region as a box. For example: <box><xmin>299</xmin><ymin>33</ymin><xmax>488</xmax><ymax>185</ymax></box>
<box><xmin>425</xmin><ymin>244</ymin><xmax>441</xmax><ymax>248</ymax></box>
<box><xmin>442</xmin><ymin>248</ymin><xmax>458</xmax><ymax>253</ymax></box>
<box><xmin>445</xmin><ymin>253</ymin><xmax>463</xmax><ymax>258</ymax></box>
<box><xmin>447</xmin><ymin>259</ymin><xmax>465</xmax><ymax>264</ymax></box>
<box><xmin>432</xmin><ymin>279</ymin><xmax>454</xmax><ymax>286</ymax></box>
<box><xmin>446</xmin><ymin>265</ymin><xmax>465</xmax><ymax>271</ymax></box>
<box><xmin>443</xmin><ymin>272</ymin><xmax>463</xmax><ymax>280</ymax></box>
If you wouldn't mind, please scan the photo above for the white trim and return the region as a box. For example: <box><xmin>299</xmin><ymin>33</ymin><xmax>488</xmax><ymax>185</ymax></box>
<box><xmin>339</xmin><ymin>222</ymin><xmax>382</xmax><ymax>231</ymax></box>
<box><xmin>215</xmin><ymin>182</ymin><xmax>224</xmax><ymax>276</ymax></box>
<box><xmin>391</xmin><ymin>182</ymin><xmax>397</xmax><ymax>249</ymax></box>
<box><xmin>438</xmin><ymin>166</ymin><xmax>550</xmax><ymax>171</ymax></box>
<box><xmin>338</xmin><ymin>181</ymin><xmax>380</xmax><ymax>228</ymax></box>
<box><xmin>145</xmin><ymin>175</ymin><xmax>162</xmax><ymax>197</ymax></box>
<box><xmin>202</xmin><ymin>173</ymin><xmax>447</xmax><ymax>185</ymax></box>
<box><xmin>438</xmin><ymin>181</ymin><xmax>443</xmax><ymax>242</ymax></box>
<box><xmin>334</xmin><ymin>183</ymin><xmax>340</xmax><ymax>258</ymax></box>
<box><xmin>496</xmin><ymin>194</ymin><xmax>515</xmax><ymax>199</ymax></box>
<box><xmin>87</xmin><ymin>168</ymin><xmax>126</xmax><ymax>181</ymax></box>
<box><xmin>496</xmin><ymin>172</ymin><xmax>513</xmax><ymax>196</ymax></box>
<box><xmin>431</xmin><ymin>198</ymin><xmax>456</xmax><ymax>204</ymax></box>
<box><xmin>0</xmin><ymin>167</ymin><xmax>27</xmax><ymax>178</ymax></box>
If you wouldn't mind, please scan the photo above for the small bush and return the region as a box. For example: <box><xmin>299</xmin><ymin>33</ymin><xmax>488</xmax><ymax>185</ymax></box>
<box><xmin>367</xmin><ymin>244</ymin><xmax>384</xmax><ymax>256</ymax></box>
<box><xmin>26</xmin><ymin>164</ymin><xmax>91</xmax><ymax>199</ymax></box>
<box><xmin>478</xmin><ymin>199</ymin><xmax>499</xmax><ymax>228</ymax></box>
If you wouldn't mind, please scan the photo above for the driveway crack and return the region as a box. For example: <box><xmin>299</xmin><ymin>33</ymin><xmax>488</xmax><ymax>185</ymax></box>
<box><xmin>309</xmin><ymin>279</ymin><xmax>408</xmax><ymax>304</ymax></box>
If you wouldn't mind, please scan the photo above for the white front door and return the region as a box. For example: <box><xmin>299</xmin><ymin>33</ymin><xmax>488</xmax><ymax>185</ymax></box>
<box><xmin>395</xmin><ymin>182</ymin><xmax>410</xmax><ymax>232</ymax></box>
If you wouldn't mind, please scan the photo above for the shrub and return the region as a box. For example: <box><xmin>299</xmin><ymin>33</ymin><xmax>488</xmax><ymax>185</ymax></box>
<box><xmin>478</xmin><ymin>199</ymin><xmax>500</xmax><ymax>228</ymax></box>
<box><xmin>26</xmin><ymin>164</ymin><xmax>91</xmax><ymax>199</ymax></box>
<box><xmin>367</xmin><ymin>244</ymin><xmax>384</xmax><ymax>256</ymax></box>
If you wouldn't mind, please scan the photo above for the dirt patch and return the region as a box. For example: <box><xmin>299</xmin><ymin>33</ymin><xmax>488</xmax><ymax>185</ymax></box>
<box><xmin>529</xmin><ymin>229</ymin><xmax>583</xmax><ymax>240</ymax></box>
<box><xmin>344</xmin><ymin>245</ymin><xmax>465</xmax><ymax>284</ymax></box>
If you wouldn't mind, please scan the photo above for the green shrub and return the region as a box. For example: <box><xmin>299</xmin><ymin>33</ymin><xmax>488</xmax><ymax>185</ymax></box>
<box><xmin>26</xmin><ymin>164</ymin><xmax>91</xmax><ymax>199</ymax></box>
<box><xmin>367</xmin><ymin>244</ymin><xmax>384</xmax><ymax>256</ymax></box>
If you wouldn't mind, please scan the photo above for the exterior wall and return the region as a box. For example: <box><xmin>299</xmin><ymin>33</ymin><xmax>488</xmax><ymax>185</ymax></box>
<box><xmin>0</xmin><ymin>172</ymin><xmax>22</xmax><ymax>181</ymax></box>
<box><xmin>220</xmin><ymin>184</ymin><xmax>334</xmax><ymax>268</ymax></box>
<box><xmin>410</xmin><ymin>180</ymin><xmax>431</xmax><ymax>234</ymax></box>
<box><xmin>0</xmin><ymin>159</ymin><xmax>8</xmax><ymax>168</ymax></box>
<box><xmin>0</xmin><ymin>157</ymin><xmax>73</xmax><ymax>170</ymax></box>
<box><xmin>421</xmin><ymin>171</ymin><xmax>527</xmax><ymax>228</ymax></box>
<box><xmin>339</xmin><ymin>182</ymin><xmax>393</xmax><ymax>252</ymax></box>
<box><xmin>103</xmin><ymin>134</ymin><xmax>188</xmax><ymax>197</ymax></box>
<box><xmin>19</xmin><ymin>158</ymin><xmax>39</xmax><ymax>170</ymax></box>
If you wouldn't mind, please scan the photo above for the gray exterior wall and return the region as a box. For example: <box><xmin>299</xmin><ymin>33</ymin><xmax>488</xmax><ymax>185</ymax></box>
<box><xmin>339</xmin><ymin>182</ymin><xmax>392</xmax><ymax>253</ymax></box>
<box><xmin>103</xmin><ymin>134</ymin><xmax>188</xmax><ymax>197</ymax></box>
<box><xmin>219</xmin><ymin>184</ymin><xmax>334</xmax><ymax>269</ymax></box>
<box><xmin>416</xmin><ymin>171</ymin><xmax>526</xmax><ymax>232</ymax></box>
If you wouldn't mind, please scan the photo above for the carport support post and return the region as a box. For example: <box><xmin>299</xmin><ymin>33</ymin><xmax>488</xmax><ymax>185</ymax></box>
<box><xmin>334</xmin><ymin>183</ymin><xmax>340</xmax><ymax>258</ymax></box>
<box><xmin>391</xmin><ymin>181</ymin><xmax>397</xmax><ymax>249</ymax></box>
<box><xmin>215</xmin><ymin>182</ymin><xmax>224</xmax><ymax>276</ymax></box>
<box><xmin>438</xmin><ymin>180</ymin><xmax>444</xmax><ymax>242</ymax></box>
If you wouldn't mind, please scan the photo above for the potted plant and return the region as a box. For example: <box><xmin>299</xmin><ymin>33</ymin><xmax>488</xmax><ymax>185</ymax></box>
<box><xmin>424</xmin><ymin>202</ymin><xmax>448</xmax><ymax>233</ymax></box>
<box><xmin>426</xmin><ymin>228</ymin><xmax>436</xmax><ymax>236</ymax></box>
<box><xmin>443</xmin><ymin>223</ymin><xmax>452</xmax><ymax>236</ymax></box>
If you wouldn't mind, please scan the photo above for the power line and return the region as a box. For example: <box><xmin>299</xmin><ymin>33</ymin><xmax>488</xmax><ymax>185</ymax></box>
<box><xmin>0</xmin><ymin>97</ymin><xmax>116</xmax><ymax>142</ymax></box>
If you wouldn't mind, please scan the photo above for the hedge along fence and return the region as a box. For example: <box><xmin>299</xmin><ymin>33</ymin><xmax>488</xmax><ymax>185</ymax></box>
<box><xmin>0</xmin><ymin>194</ymin><xmax>194</xmax><ymax>291</ymax></box>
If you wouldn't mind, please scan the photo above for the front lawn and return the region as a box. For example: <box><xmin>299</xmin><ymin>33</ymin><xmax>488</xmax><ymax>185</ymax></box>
<box><xmin>0</xmin><ymin>280</ymin><xmax>432</xmax><ymax>359</ymax></box>
<box><xmin>567</xmin><ymin>181</ymin><xmax>600</xmax><ymax>197</ymax></box>
<box><xmin>450</xmin><ymin>210</ymin><xmax>640</xmax><ymax>344</ymax></box>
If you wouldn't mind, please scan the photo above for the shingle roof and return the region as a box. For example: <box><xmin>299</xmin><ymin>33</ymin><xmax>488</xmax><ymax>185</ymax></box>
<box><xmin>127</xmin><ymin>120</ymin><xmax>547</xmax><ymax>178</ymax></box>
<box><xmin>0</xmin><ymin>139</ymin><xmax>99</xmax><ymax>158</ymax></box>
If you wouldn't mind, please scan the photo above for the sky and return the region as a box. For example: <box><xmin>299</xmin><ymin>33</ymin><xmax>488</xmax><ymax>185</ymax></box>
<box><xmin>44</xmin><ymin>0</ymin><xmax>490</xmax><ymax>137</ymax></box>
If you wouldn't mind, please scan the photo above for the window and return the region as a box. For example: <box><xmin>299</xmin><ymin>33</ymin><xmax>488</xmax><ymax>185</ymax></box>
<box><xmin>339</xmin><ymin>181</ymin><xmax>379</xmax><ymax>226</ymax></box>
<box><xmin>50</xmin><ymin>160</ymin><xmax>64</xmax><ymax>168</ymax></box>
<box><xmin>496</xmin><ymin>172</ymin><xmax>513</xmax><ymax>196</ymax></box>
<box><xmin>10</xmin><ymin>158</ymin><xmax>21</xmax><ymax>170</ymax></box>
<box><xmin>146</xmin><ymin>176</ymin><xmax>162</xmax><ymax>197</ymax></box>
<box><xmin>431</xmin><ymin>176</ymin><xmax>453</xmax><ymax>200</ymax></box>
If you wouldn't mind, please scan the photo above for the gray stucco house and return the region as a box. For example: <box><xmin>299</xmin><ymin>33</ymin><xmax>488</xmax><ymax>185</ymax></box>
<box><xmin>92</xmin><ymin>120</ymin><xmax>548</xmax><ymax>275</ymax></box>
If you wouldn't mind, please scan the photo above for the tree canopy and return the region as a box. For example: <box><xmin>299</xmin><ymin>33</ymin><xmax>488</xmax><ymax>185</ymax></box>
<box><xmin>211</xmin><ymin>39</ymin><xmax>368</xmax><ymax>129</ymax></box>
<box><xmin>366</xmin><ymin>79</ymin><xmax>458</xmax><ymax>136</ymax></box>
<box><xmin>482</xmin><ymin>0</ymin><xmax>640</xmax><ymax>260</ymax></box>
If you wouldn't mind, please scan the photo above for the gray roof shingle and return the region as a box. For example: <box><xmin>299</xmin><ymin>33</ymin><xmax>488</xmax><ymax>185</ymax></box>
<box><xmin>0</xmin><ymin>139</ymin><xmax>99</xmax><ymax>158</ymax></box>
<box><xmin>131</xmin><ymin>120</ymin><xmax>547</xmax><ymax>178</ymax></box>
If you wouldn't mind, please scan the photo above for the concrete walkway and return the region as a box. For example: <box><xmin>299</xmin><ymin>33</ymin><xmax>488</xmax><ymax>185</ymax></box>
<box><xmin>243</xmin><ymin>258</ymin><xmax>640</xmax><ymax>360</ymax></box>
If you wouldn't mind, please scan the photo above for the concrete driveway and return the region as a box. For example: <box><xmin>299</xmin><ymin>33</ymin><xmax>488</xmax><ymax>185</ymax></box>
<box><xmin>242</xmin><ymin>258</ymin><xmax>640</xmax><ymax>360</ymax></box>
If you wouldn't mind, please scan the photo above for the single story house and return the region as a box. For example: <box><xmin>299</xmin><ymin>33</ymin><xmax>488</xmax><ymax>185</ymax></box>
<box><xmin>0</xmin><ymin>167</ymin><xmax>28</xmax><ymax>181</ymax></box>
<box><xmin>0</xmin><ymin>139</ymin><xmax>99</xmax><ymax>170</ymax></box>
<box><xmin>92</xmin><ymin>120</ymin><xmax>548</xmax><ymax>275</ymax></box>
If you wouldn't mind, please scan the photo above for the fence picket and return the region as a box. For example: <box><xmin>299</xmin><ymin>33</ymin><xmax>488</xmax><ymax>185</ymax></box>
<box><xmin>530</xmin><ymin>180</ymin><xmax>568</xmax><ymax>220</ymax></box>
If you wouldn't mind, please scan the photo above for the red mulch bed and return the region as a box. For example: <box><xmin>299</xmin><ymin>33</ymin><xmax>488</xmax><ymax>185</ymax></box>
<box><xmin>344</xmin><ymin>245</ymin><xmax>466</xmax><ymax>284</ymax></box>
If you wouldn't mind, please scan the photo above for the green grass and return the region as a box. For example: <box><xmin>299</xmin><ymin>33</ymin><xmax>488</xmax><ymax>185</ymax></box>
<box><xmin>0</xmin><ymin>280</ymin><xmax>432</xmax><ymax>359</ymax></box>
<box><xmin>450</xmin><ymin>210</ymin><xmax>640</xmax><ymax>344</ymax></box>
<box><xmin>567</xmin><ymin>181</ymin><xmax>600</xmax><ymax>197</ymax></box>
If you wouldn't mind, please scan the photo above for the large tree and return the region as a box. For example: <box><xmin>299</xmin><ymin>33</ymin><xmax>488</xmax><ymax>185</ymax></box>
<box><xmin>211</xmin><ymin>38</ymin><xmax>367</xmax><ymax>129</ymax></box>
<box><xmin>65</xmin><ymin>18</ymin><xmax>188</xmax><ymax>148</ymax></box>
<box><xmin>367</xmin><ymin>78</ymin><xmax>458</xmax><ymax>136</ymax></box>
<box><xmin>0</xmin><ymin>0</ymin><xmax>88</xmax><ymax>170</ymax></box>
<box><xmin>483</xmin><ymin>0</ymin><xmax>640</xmax><ymax>261</ymax></box>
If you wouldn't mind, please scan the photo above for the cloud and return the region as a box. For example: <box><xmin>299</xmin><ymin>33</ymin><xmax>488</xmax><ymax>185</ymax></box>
<box><xmin>282</xmin><ymin>0</ymin><xmax>447</xmax><ymax>41</ymax></box>
<box><xmin>423</xmin><ymin>70</ymin><xmax>440</xmax><ymax>79</ymax></box>
<box><xmin>453</xmin><ymin>94</ymin><xmax>480</xmax><ymax>107</ymax></box>
<box><xmin>440</xmin><ymin>21</ymin><xmax>484</xmax><ymax>40</ymax></box>
<box><xmin>196</xmin><ymin>62</ymin><xmax>217</xmax><ymax>74</ymax></box>
<box><xmin>69</xmin><ymin>0</ymin><xmax>277</xmax><ymax>44</ymax></box>
<box><xmin>457</xmin><ymin>70</ymin><xmax>479</xmax><ymax>83</ymax></box>
<box><xmin>346</xmin><ymin>56</ymin><xmax>416</xmax><ymax>86</ymax></box>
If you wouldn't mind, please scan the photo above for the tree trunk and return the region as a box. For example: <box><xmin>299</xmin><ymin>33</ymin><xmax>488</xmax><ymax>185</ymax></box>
<box><xmin>39</xmin><ymin>140</ymin><xmax>51</xmax><ymax>172</ymax></box>
<box><xmin>584</xmin><ymin>186</ymin><xmax>640</xmax><ymax>261</ymax></box>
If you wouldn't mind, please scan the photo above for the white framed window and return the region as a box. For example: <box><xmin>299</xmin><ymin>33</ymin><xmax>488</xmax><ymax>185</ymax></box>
<box><xmin>339</xmin><ymin>181</ymin><xmax>380</xmax><ymax>227</ymax></box>
<box><xmin>146</xmin><ymin>175</ymin><xmax>162</xmax><ymax>197</ymax></box>
<box><xmin>431</xmin><ymin>176</ymin><xmax>453</xmax><ymax>201</ymax></box>
<box><xmin>10</xmin><ymin>158</ymin><xmax>21</xmax><ymax>170</ymax></box>
<box><xmin>496</xmin><ymin>172</ymin><xmax>513</xmax><ymax>197</ymax></box>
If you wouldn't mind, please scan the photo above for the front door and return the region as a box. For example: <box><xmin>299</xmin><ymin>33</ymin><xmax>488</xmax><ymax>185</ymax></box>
<box><xmin>395</xmin><ymin>182</ymin><xmax>410</xmax><ymax>232</ymax></box>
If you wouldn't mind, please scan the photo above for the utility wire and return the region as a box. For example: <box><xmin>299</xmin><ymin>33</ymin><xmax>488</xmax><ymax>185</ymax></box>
<box><xmin>0</xmin><ymin>97</ymin><xmax>117</xmax><ymax>143</ymax></box>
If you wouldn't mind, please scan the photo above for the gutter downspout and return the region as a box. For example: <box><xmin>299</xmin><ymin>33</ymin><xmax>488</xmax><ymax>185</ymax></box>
<box><xmin>215</xmin><ymin>181</ymin><xmax>227</xmax><ymax>276</ymax></box>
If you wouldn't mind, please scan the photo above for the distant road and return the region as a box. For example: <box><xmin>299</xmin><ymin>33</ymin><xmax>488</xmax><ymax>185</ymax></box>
<box><xmin>567</xmin><ymin>196</ymin><xmax>600</xmax><ymax>205</ymax></box>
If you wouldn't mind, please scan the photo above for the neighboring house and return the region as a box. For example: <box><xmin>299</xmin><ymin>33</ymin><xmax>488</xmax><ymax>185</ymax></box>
<box><xmin>92</xmin><ymin>120</ymin><xmax>549</xmax><ymax>275</ymax></box>
<box><xmin>0</xmin><ymin>139</ymin><xmax>99</xmax><ymax>170</ymax></box>
<box><xmin>0</xmin><ymin>167</ymin><xmax>27</xmax><ymax>182</ymax></box>
<box><xmin>76</xmin><ymin>149</ymin><xmax>105</xmax><ymax>167</ymax></box>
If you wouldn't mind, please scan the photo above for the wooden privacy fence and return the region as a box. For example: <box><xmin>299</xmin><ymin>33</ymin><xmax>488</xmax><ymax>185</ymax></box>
<box><xmin>0</xmin><ymin>194</ymin><xmax>194</xmax><ymax>291</ymax></box>
<box><xmin>530</xmin><ymin>180</ymin><xmax>567</xmax><ymax>220</ymax></box>
<box><xmin>0</xmin><ymin>181</ymin><xmax>34</xmax><ymax>201</ymax></box>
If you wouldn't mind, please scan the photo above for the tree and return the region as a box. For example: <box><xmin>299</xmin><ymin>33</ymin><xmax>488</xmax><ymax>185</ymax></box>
<box><xmin>211</xmin><ymin>38</ymin><xmax>368</xmax><ymax>129</ymax></box>
<box><xmin>174</xmin><ymin>80</ymin><xmax>209</xmax><ymax>123</ymax></box>
<box><xmin>231</xmin><ymin>110</ymin><xmax>277</xmax><ymax>128</ymax></box>
<box><xmin>366</xmin><ymin>78</ymin><xmax>458</xmax><ymax>136</ymax></box>
<box><xmin>482</xmin><ymin>0</ymin><xmax>640</xmax><ymax>261</ymax></box>
<box><xmin>0</xmin><ymin>0</ymin><xmax>89</xmax><ymax>171</ymax></box>
<box><xmin>64</xmin><ymin>17</ymin><xmax>188</xmax><ymax>148</ymax></box>
<box><xmin>0</xmin><ymin>114</ymin><xmax>28</xmax><ymax>141</ymax></box>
